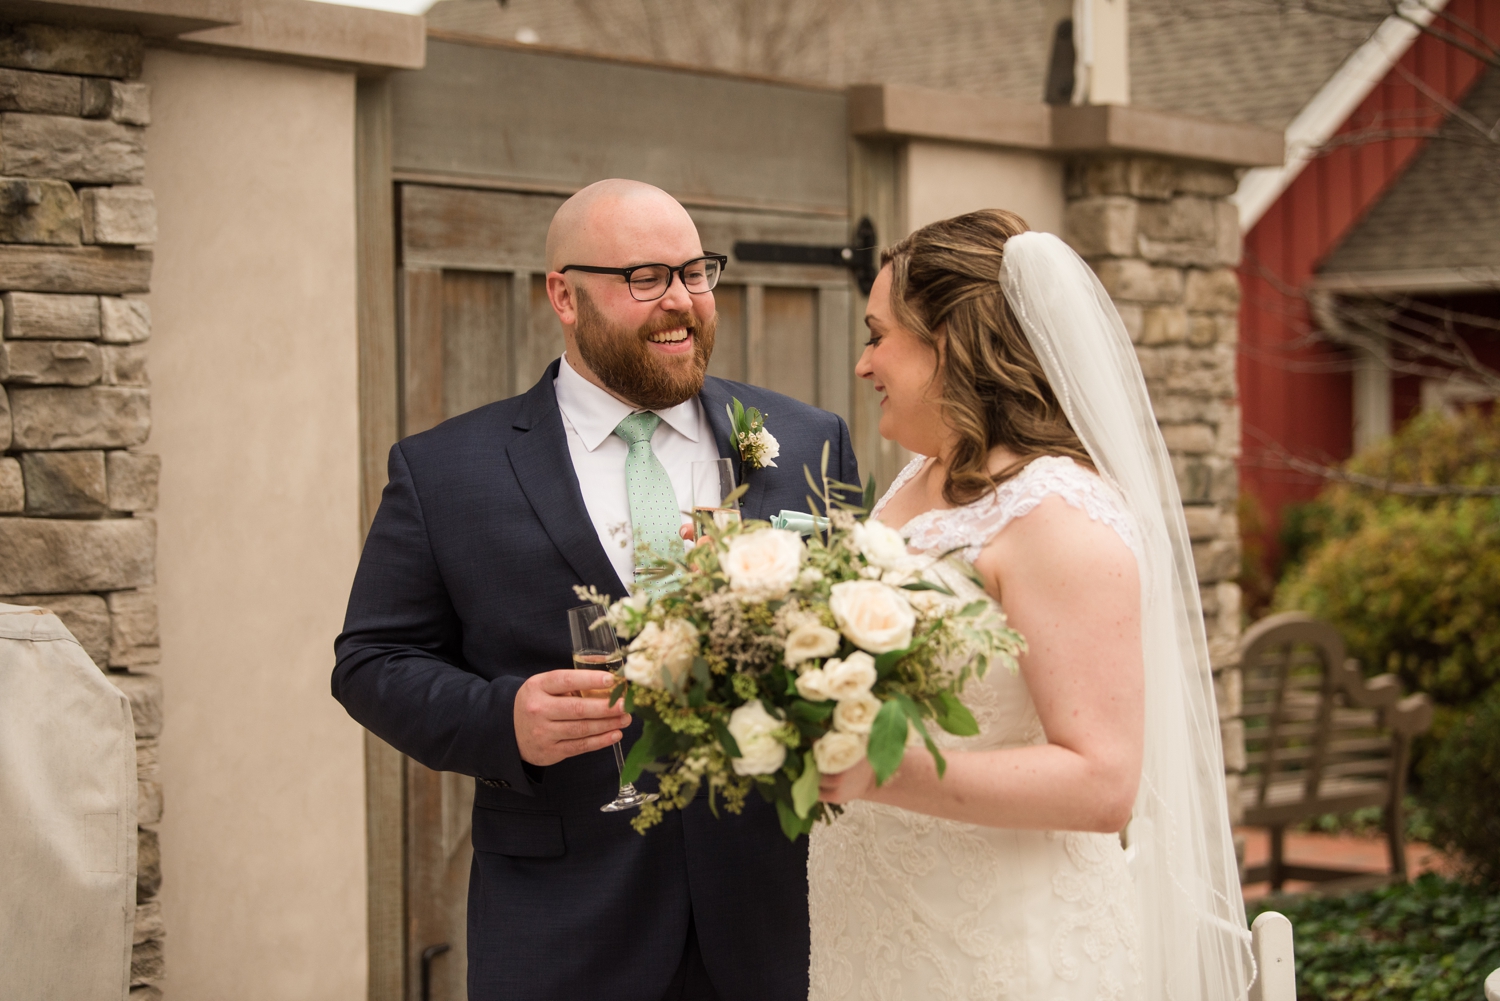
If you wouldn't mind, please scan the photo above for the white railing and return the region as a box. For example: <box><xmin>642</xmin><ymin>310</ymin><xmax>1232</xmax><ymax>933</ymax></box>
<box><xmin>1250</xmin><ymin>911</ymin><xmax>1296</xmax><ymax>1001</ymax></box>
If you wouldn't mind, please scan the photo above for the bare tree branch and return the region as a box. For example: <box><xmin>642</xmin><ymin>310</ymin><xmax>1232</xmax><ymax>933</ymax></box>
<box><xmin>1244</xmin><ymin>425</ymin><xmax>1500</xmax><ymax>495</ymax></box>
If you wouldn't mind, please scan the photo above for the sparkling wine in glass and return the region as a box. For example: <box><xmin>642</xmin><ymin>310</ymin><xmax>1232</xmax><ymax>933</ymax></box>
<box><xmin>567</xmin><ymin>603</ymin><xmax>658</xmax><ymax>812</ymax></box>
<box><xmin>691</xmin><ymin>458</ymin><xmax>741</xmax><ymax>537</ymax></box>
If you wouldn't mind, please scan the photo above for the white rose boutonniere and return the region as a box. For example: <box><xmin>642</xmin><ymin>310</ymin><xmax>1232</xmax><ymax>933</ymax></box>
<box><xmin>829</xmin><ymin>580</ymin><xmax>916</xmax><ymax>654</ymax></box>
<box><xmin>723</xmin><ymin>529</ymin><xmax>805</xmax><ymax>602</ymax></box>
<box><xmin>727</xmin><ymin>396</ymin><xmax>779</xmax><ymax>470</ymax></box>
<box><xmin>727</xmin><ymin>700</ymin><xmax>788</xmax><ymax>775</ymax></box>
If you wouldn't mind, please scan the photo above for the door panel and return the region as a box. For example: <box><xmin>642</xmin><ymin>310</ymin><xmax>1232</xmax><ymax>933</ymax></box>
<box><xmin>761</xmin><ymin>287</ymin><xmax>818</xmax><ymax>407</ymax></box>
<box><xmin>442</xmin><ymin>271</ymin><xmax>510</xmax><ymax>418</ymax></box>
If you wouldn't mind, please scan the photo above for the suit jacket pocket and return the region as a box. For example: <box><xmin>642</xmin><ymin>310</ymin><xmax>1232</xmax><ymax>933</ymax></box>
<box><xmin>472</xmin><ymin>805</ymin><xmax>566</xmax><ymax>858</ymax></box>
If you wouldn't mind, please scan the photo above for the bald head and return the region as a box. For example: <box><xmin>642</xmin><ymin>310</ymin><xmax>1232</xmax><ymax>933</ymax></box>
<box><xmin>546</xmin><ymin>179</ymin><xmax>702</xmax><ymax>273</ymax></box>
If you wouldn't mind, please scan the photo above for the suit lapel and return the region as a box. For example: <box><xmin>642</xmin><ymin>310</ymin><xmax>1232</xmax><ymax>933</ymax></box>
<box><xmin>508</xmin><ymin>362</ymin><xmax>629</xmax><ymax>596</ymax></box>
<box><xmin>698</xmin><ymin>378</ymin><xmax>770</xmax><ymax>520</ymax></box>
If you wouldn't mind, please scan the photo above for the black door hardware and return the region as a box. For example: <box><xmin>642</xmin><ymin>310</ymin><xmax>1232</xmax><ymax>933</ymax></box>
<box><xmin>732</xmin><ymin>217</ymin><xmax>879</xmax><ymax>294</ymax></box>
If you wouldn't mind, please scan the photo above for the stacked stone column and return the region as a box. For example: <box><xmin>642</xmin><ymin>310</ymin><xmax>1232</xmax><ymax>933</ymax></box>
<box><xmin>0</xmin><ymin>22</ymin><xmax>163</xmax><ymax>999</ymax></box>
<box><xmin>1063</xmin><ymin>154</ymin><xmax>1247</xmax><ymax>824</ymax></box>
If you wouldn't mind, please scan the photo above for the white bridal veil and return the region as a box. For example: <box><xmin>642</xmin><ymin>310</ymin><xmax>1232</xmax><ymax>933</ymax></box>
<box><xmin>999</xmin><ymin>232</ymin><xmax>1253</xmax><ymax>1001</ymax></box>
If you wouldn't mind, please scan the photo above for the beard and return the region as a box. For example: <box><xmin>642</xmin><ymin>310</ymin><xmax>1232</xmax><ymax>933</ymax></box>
<box><xmin>573</xmin><ymin>286</ymin><xmax>716</xmax><ymax>410</ymax></box>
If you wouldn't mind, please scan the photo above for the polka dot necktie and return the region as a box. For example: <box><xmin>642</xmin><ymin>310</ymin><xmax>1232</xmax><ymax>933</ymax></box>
<box><xmin>613</xmin><ymin>412</ymin><xmax>684</xmax><ymax>583</ymax></box>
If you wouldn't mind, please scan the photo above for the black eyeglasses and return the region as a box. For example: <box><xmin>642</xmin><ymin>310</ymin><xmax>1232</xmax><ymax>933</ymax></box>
<box><xmin>558</xmin><ymin>254</ymin><xmax>728</xmax><ymax>302</ymax></box>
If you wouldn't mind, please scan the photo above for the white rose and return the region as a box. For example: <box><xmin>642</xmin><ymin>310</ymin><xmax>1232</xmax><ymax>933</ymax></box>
<box><xmin>851</xmin><ymin>519</ymin><xmax>909</xmax><ymax>570</ymax></box>
<box><xmin>796</xmin><ymin>566</ymin><xmax>824</xmax><ymax>588</ymax></box>
<box><xmin>823</xmin><ymin>651</ymin><xmax>878</xmax><ymax>700</ymax></box>
<box><xmin>794</xmin><ymin>667</ymin><xmax>833</xmax><ymax>702</ymax></box>
<box><xmin>813</xmin><ymin>731</ymin><xmax>867</xmax><ymax>774</ymax></box>
<box><xmin>829</xmin><ymin>580</ymin><xmax>916</xmax><ymax>654</ymax></box>
<box><xmin>723</xmin><ymin>528</ymin><xmax>805</xmax><ymax>602</ymax></box>
<box><xmin>833</xmin><ymin>692</ymin><xmax>883</xmax><ymax>734</ymax></box>
<box><xmin>622</xmin><ymin>618</ymin><xmax>698</xmax><ymax>689</ymax></box>
<box><xmin>783</xmin><ymin>623</ymin><xmax>841</xmax><ymax>666</ymax></box>
<box><xmin>751</xmin><ymin>428</ymin><xmax>780</xmax><ymax>467</ymax></box>
<box><xmin>727</xmin><ymin>700</ymin><xmax>788</xmax><ymax>776</ymax></box>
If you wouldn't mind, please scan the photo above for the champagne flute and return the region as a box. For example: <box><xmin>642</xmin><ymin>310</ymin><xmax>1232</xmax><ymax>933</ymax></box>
<box><xmin>691</xmin><ymin>458</ymin><xmax>741</xmax><ymax>538</ymax></box>
<box><xmin>567</xmin><ymin>603</ymin><xmax>658</xmax><ymax>812</ymax></box>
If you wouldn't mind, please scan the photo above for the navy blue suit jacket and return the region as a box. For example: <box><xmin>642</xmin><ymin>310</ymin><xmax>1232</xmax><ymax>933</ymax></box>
<box><xmin>334</xmin><ymin>361</ymin><xmax>860</xmax><ymax>1001</ymax></box>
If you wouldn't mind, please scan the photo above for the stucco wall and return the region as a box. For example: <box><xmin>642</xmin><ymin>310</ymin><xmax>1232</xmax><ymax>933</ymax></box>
<box><xmin>142</xmin><ymin>47</ymin><xmax>366</xmax><ymax>1000</ymax></box>
<box><xmin>903</xmin><ymin>140</ymin><xmax>1065</xmax><ymax>236</ymax></box>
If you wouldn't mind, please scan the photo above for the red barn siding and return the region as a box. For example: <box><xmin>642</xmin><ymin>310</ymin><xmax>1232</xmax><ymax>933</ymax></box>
<box><xmin>1237</xmin><ymin>0</ymin><xmax>1497</xmax><ymax>562</ymax></box>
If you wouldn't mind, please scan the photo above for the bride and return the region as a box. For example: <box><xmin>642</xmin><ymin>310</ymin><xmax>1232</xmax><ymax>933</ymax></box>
<box><xmin>808</xmin><ymin>210</ymin><xmax>1250</xmax><ymax>1000</ymax></box>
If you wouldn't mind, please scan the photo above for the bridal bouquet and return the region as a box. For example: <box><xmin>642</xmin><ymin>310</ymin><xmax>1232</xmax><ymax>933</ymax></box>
<box><xmin>575</xmin><ymin>449</ymin><xmax>1026</xmax><ymax>840</ymax></box>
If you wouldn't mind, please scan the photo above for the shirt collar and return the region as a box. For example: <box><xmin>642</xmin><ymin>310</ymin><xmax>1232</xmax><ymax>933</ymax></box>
<box><xmin>554</xmin><ymin>352</ymin><xmax>704</xmax><ymax>451</ymax></box>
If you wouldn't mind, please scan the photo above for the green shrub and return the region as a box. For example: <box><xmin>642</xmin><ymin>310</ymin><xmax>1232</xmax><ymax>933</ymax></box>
<box><xmin>1275</xmin><ymin>408</ymin><xmax>1500</xmax><ymax>709</ymax></box>
<box><xmin>1420</xmin><ymin>686</ymin><xmax>1500</xmax><ymax>887</ymax></box>
<box><xmin>1248</xmin><ymin>873</ymin><xmax>1500</xmax><ymax>1001</ymax></box>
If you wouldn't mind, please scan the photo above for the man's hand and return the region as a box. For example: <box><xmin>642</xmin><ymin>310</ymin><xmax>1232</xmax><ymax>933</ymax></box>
<box><xmin>514</xmin><ymin>670</ymin><xmax>632</xmax><ymax>766</ymax></box>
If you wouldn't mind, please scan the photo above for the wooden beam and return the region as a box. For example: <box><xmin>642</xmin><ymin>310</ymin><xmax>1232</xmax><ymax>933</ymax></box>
<box><xmin>355</xmin><ymin>76</ymin><xmax>405</xmax><ymax>1001</ymax></box>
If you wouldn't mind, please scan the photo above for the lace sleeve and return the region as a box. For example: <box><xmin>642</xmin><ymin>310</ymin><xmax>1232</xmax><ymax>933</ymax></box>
<box><xmin>898</xmin><ymin>456</ymin><xmax>1141</xmax><ymax>564</ymax></box>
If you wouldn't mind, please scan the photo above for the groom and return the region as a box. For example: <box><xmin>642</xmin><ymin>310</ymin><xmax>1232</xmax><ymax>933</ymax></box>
<box><xmin>333</xmin><ymin>179</ymin><xmax>860</xmax><ymax>1001</ymax></box>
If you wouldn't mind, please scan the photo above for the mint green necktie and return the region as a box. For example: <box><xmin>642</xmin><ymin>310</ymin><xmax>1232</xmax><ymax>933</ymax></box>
<box><xmin>613</xmin><ymin>412</ymin><xmax>684</xmax><ymax>581</ymax></box>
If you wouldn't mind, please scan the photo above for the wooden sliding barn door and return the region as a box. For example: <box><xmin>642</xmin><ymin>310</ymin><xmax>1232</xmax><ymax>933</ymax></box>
<box><xmin>393</xmin><ymin>182</ymin><xmax>855</xmax><ymax>1000</ymax></box>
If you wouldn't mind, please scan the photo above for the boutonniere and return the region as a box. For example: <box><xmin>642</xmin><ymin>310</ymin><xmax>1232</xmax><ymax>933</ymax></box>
<box><xmin>727</xmin><ymin>397</ymin><xmax>780</xmax><ymax>470</ymax></box>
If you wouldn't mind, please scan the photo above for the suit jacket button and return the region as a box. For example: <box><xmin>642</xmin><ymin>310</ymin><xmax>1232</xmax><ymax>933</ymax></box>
<box><xmin>498</xmin><ymin>779</ymin><xmax>511</xmax><ymax>789</ymax></box>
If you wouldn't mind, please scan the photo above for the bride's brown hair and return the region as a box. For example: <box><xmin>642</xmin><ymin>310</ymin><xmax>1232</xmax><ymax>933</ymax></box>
<box><xmin>883</xmin><ymin>209</ymin><xmax>1094</xmax><ymax>505</ymax></box>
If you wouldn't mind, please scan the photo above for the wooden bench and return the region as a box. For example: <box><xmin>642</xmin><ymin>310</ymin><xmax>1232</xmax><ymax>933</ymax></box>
<box><xmin>1237</xmin><ymin>612</ymin><xmax>1433</xmax><ymax>891</ymax></box>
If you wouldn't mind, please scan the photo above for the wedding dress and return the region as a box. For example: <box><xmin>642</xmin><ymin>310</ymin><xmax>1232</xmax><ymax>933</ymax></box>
<box><xmin>808</xmin><ymin>230</ymin><xmax>1252</xmax><ymax>1001</ymax></box>
<box><xmin>807</xmin><ymin>454</ymin><xmax>1145</xmax><ymax>1001</ymax></box>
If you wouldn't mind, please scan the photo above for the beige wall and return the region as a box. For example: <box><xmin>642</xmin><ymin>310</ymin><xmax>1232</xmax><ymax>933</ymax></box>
<box><xmin>143</xmin><ymin>47</ymin><xmax>367</xmax><ymax>1000</ymax></box>
<box><xmin>902</xmin><ymin>140</ymin><xmax>1066</xmax><ymax>237</ymax></box>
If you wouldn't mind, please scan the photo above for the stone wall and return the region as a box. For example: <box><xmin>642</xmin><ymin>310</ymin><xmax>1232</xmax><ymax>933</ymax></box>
<box><xmin>0</xmin><ymin>21</ymin><xmax>163</xmax><ymax>999</ymax></box>
<box><xmin>1063</xmin><ymin>154</ymin><xmax>1247</xmax><ymax>824</ymax></box>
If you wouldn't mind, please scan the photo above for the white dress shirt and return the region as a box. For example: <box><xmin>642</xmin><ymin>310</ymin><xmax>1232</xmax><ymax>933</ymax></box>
<box><xmin>553</xmin><ymin>353</ymin><xmax>722</xmax><ymax>587</ymax></box>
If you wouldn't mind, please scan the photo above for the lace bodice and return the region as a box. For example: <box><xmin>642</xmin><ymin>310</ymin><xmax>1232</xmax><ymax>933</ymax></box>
<box><xmin>873</xmin><ymin>454</ymin><xmax>1140</xmax><ymax>565</ymax></box>
<box><xmin>807</xmin><ymin>454</ymin><xmax>1144</xmax><ymax>1001</ymax></box>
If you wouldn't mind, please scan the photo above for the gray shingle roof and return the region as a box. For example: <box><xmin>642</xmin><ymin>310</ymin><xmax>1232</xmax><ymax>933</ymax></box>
<box><xmin>425</xmin><ymin>0</ymin><xmax>1391</xmax><ymax>132</ymax></box>
<box><xmin>1319</xmin><ymin>66</ymin><xmax>1500</xmax><ymax>277</ymax></box>
<box><xmin>1130</xmin><ymin>0</ymin><xmax>1389</xmax><ymax>130</ymax></box>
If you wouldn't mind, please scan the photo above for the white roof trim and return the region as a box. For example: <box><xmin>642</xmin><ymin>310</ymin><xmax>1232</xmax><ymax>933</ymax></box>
<box><xmin>1232</xmin><ymin>0</ymin><xmax>1447</xmax><ymax>232</ymax></box>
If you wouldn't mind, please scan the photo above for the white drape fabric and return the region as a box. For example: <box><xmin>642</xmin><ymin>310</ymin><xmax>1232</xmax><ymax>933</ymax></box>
<box><xmin>999</xmin><ymin>232</ymin><xmax>1253</xmax><ymax>1001</ymax></box>
<box><xmin>0</xmin><ymin>603</ymin><xmax>137</xmax><ymax>1000</ymax></box>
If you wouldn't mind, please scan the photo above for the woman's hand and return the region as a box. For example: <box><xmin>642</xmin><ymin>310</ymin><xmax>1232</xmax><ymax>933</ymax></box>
<box><xmin>818</xmin><ymin>757</ymin><xmax>877</xmax><ymax>804</ymax></box>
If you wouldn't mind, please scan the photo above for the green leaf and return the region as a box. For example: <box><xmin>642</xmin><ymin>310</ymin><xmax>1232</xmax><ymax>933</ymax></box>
<box><xmin>776</xmin><ymin>798</ymin><xmax>806</xmax><ymax>840</ymax></box>
<box><xmin>959</xmin><ymin>600</ymin><xmax>988</xmax><ymax>618</ymax></box>
<box><xmin>863</xmin><ymin>474</ymin><xmax>877</xmax><ymax>514</ymax></box>
<box><xmin>608</xmin><ymin>682</ymin><xmax>628</xmax><ymax>708</ymax></box>
<box><xmin>820</xmin><ymin>440</ymin><xmax>830</xmax><ymax>482</ymax></box>
<box><xmin>934</xmin><ymin>689</ymin><xmax>980</xmax><ymax>736</ymax></box>
<box><xmin>711</xmin><ymin>718</ymin><xmax>741</xmax><ymax>759</ymax></box>
<box><xmin>791</xmin><ymin>751</ymin><xmax>821</xmax><ymax>819</ymax></box>
<box><xmin>867</xmin><ymin>699</ymin><xmax>909</xmax><ymax>785</ymax></box>
<box><xmin>619</xmin><ymin>718</ymin><xmax>676</xmax><ymax>785</ymax></box>
<box><xmin>789</xmin><ymin>698</ymin><xmax>834</xmax><ymax>722</ymax></box>
<box><xmin>622</xmin><ymin>682</ymin><xmax>636</xmax><ymax>712</ymax></box>
<box><xmin>896</xmin><ymin>694</ymin><xmax>948</xmax><ymax>779</ymax></box>
<box><xmin>900</xmin><ymin>579</ymin><xmax>954</xmax><ymax>595</ymax></box>
<box><xmin>874</xmin><ymin>642</ymin><xmax>917</xmax><ymax>678</ymax></box>
<box><xmin>804</xmin><ymin>464</ymin><xmax>822</xmax><ymax>497</ymax></box>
